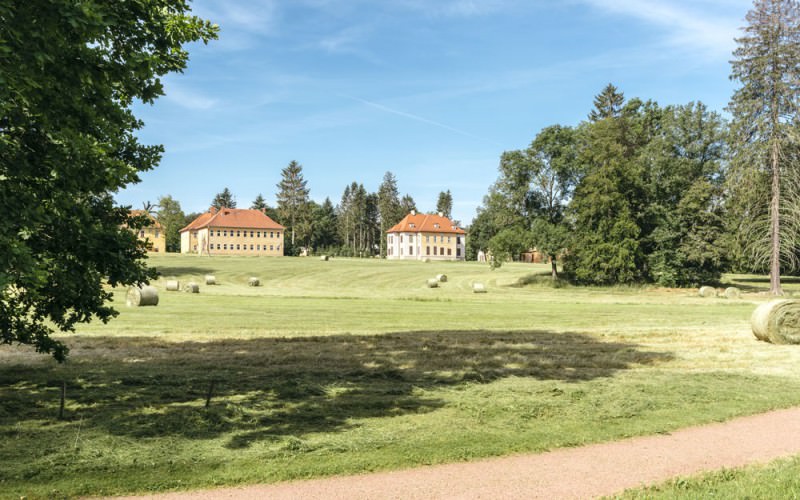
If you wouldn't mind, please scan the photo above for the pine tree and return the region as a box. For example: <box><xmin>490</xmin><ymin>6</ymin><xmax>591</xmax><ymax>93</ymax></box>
<box><xmin>400</xmin><ymin>194</ymin><xmax>417</xmax><ymax>214</ymax></box>
<box><xmin>728</xmin><ymin>0</ymin><xmax>800</xmax><ymax>295</ymax></box>
<box><xmin>250</xmin><ymin>194</ymin><xmax>268</xmax><ymax>211</ymax></box>
<box><xmin>436</xmin><ymin>190</ymin><xmax>454</xmax><ymax>218</ymax></box>
<box><xmin>276</xmin><ymin>160</ymin><xmax>310</xmax><ymax>246</ymax></box>
<box><xmin>588</xmin><ymin>83</ymin><xmax>625</xmax><ymax>122</ymax></box>
<box><xmin>377</xmin><ymin>172</ymin><xmax>404</xmax><ymax>256</ymax></box>
<box><xmin>211</xmin><ymin>188</ymin><xmax>236</xmax><ymax>209</ymax></box>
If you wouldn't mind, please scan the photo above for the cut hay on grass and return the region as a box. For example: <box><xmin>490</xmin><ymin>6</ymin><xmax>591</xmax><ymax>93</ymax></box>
<box><xmin>724</xmin><ymin>287</ymin><xmax>741</xmax><ymax>299</ymax></box>
<box><xmin>699</xmin><ymin>286</ymin><xmax>718</xmax><ymax>298</ymax></box>
<box><xmin>183</xmin><ymin>282</ymin><xmax>200</xmax><ymax>294</ymax></box>
<box><xmin>205</xmin><ymin>275</ymin><xmax>216</xmax><ymax>285</ymax></box>
<box><xmin>436</xmin><ymin>274</ymin><xmax>448</xmax><ymax>283</ymax></box>
<box><xmin>751</xmin><ymin>300</ymin><xmax>800</xmax><ymax>344</ymax></box>
<box><xmin>165</xmin><ymin>280</ymin><xmax>180</xmax><ymax>291</ymax></box>
<box><xmin>248</xmin><ymin>277</ymin><xmax>260</xmax><ymax>287</ymax></box>
<box><xmin>472</xmin><ymin>282</ymin><xmax>487</xmax><ymax>293</ymax></box>
<box><xmin>426</xmin><ymin>278</ymin><xmax>439</xmax><ymax>288</ymax></box>
<box><xmin>126</xmin><ymin>285</ymin><xmax>158</xmax><ymax>307</ymax></box>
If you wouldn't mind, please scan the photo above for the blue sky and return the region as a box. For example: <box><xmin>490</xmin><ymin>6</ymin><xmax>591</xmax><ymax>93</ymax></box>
<box><xmin>121</xmin><ymin>0</ymin><xmax>753</xmax><ymax>225</ymax></box>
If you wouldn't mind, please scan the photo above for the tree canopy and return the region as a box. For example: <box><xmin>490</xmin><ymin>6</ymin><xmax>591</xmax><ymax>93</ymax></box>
<box><xmin>0</xmin><ymin>0</ymin><xmax>217</xmax><ymax>360</ymax></box>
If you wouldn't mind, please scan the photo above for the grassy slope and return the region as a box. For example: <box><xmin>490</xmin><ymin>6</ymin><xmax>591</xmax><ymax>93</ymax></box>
<box><xmin>3</xmin><ymin>255</ymin><xmax>800</xmax><ymax>498</ymax></box>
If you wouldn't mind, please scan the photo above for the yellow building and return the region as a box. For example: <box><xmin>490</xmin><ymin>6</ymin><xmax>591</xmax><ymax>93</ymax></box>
<box><xmin>130</xmin><ymin>210</ymin><xmax>166</xmax><ymax>253</ymax></box>
<box><xmin>180</xmin><ymin>207</ymin><xmax>285</xmax><ymax>256</ymax></box>
<box><xmin>386</xmin><ymin>211</ymin><xmax>466</xmax><ymax>261</ymax></box>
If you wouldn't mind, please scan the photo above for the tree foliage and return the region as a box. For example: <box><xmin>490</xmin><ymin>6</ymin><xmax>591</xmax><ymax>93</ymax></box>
<box><xmin>211</xmin><ymin>187</ymin><xmax>236</xmax><ymax>209</ymax></box>
<box><xmin>276</xmin><ymin>160</ymin><xmax>310</xmax><ymax>246</ymax></box>
<box><xmin>377</xmin><ymin>172</ymin><xmax>404</xmax><ymax>257</ymax></box>
<box><xmin>436</xmin><ymin>190</ymin><xmax>454</xmax><ymax>218</ymax></box>
<box><xmin>0</xmin><ymin>0</ymin><xmax>217</xmax><ymax>360</ymax></box>
<box><xmin>156</xmin><ymin>195</ymin><xmax>185</xmax><ymax>253</ymax></box>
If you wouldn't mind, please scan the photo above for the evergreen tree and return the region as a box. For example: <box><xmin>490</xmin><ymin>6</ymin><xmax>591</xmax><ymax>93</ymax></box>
<box><xmin>276</xmin><ymin>160</ymin><xmax>310</xmax><ymax>246</ymax></box>
<box><xmin>250</xmin><ymin>194</ymin><xmax>268</xmax><ymax>211</ymax></box>
<box><xmin>311</xmin><ymin>198</ymin><xmax>340</xmax><ymax>251</ymax></box>
<box><xmin>142</xmin><ymin>200</ymin><xmax>159</xmax><ymax>216</ymax></box>
<box><xmin>377</xmin><ymin>172</ymin><xmax>404</xmax><ymax>256</ymax></box>
<box><xmin>156</xmin><ymin>195</ymin><xmax>185</xmax><ymax>253</ymax></box>
<box><xmin>728</xmin><ymin>0</ymin><xmax>800</xmax><ymax>295</ymax></box>
<box><xmin>211</xmin><ymin>188</ymin><xmax>236</xmax><ymax>209</ymax></box>
<box><xmin>436</xmin><ymin>190</ymin><xmax>454</xmax><ymax>218</ymax></box>
<box><xmin>400</xmin><ymin>194</ymin><xmax>417</xmax><ymax>214</ymax></box>
<box><xmin>588</xmin><ymin>83</ymin><xmax>625</xmax><ymax>121</ymax></box>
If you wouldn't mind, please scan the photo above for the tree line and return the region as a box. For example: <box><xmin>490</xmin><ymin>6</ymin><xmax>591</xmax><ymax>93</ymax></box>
<box><xmin>470</xmin><ymin>0</ymin><xmax>800</xmax><ymax>290</ymax></box>
<box><xmin>150</xmin><ymin>168</ymin><xmax>455</xmax><ymax>257</ymax></box>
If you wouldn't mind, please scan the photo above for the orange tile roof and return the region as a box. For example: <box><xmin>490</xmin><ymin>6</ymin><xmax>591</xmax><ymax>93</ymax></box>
<box><xmin>387</xmin><ymin>212</ymin><xmax>466</xmax><ymax>235</ymax></box>
<box><xmin>129</xmin><ymin>210</ymin><xmax>162</xmax><ymax>229</ymax></box>
<box><xmin>180</xmin><ymin>208</ymin><xmax>285</xmax><ymax>232</ymax></box>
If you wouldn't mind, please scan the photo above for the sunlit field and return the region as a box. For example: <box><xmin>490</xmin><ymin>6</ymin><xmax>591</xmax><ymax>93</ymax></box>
<box><xmin>3</xmin><ymin>254</ymin><xmax>800</xmax><ymax>498</ymax></box>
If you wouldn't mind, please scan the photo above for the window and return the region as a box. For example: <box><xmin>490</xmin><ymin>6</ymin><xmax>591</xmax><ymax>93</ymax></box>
<box><xmin>270</xmin><ymin>231</ymin><xmax>274</xmax><ymax>238</ymax></box>
<box><xmin>457</xmin><ymin>248</ymin><xmax>461</xmax><ymax>257</ymax></box>
<box><xmin>217</xmin><ymin>230</ymin><xmax>221</xmax><ymax>237</ymax></box>
<box><xmin>155</xmin><ymin>230</ymin><xmax>160</xmax><ymax>238</ymax></box>
<box><xmin>389</xmin><ymin>235</ymin><xmax>393</xmax><ymax>244</ymax></box>
<box><xmin>236</xmin><ymin>244</ymin><xmax>240</xmax><ymax>250</ymax></box>
<box><xmin>223</xmin><ymin>230</ymin><xmax>227</xmax><ymax>237</ymax></box>
<box><xmin>433</xmin><ymin>247</ymin><xmax>437</xmax><ymax>256</ymax></box>
<box><xmin>447</xmin><ymin>248</ymin><xmax>452</xmax><ymax>256</ymax></box>
<box><xmin>440</xmin><ymin>247</ymin><xmax>444</xmax><ymax>255</ymax></box>
<box><xmin>410</xmin><ymin>235</ymin><xmax>414</xmax><ymax>243</ymax></box>
<box><xmin>139</xmin><ymin>230</ymin><xmax>145</xmax><ymax>237</ymax></box>
<box><xmin>426</xmin><ymin>246</ymin><xmax>430</xmax><ymax>255</ymax></box>
<box><xmin>448</xmin><ymin>236</ymin><xmax>451</xmax><ymax>243</ymax></box>
<box><xmin>257</xmin><ymin>231</ymin><xmax>261</xmax><ymax>238</ymax></box>
<box><xmin>217</xmin><ymin>243</ymin><xmax>221</xmax><ymax>250</ymax></box>
<box><xmin>250</xmin><ymin>231</ymin><xmax>254</xmax><ymax>237</ymax></box>
<box><xmin>434</xmin><ymin>223</ymin><xmax>440</xmax><ymax>229</ymax></box>
<box><xmin>400</xmin><ymin>235</ymin><xmax>404</xmax><ymax>243</ymax></box>
<box><xmin>409</xmin><ymin>246</ymin><xmax>413</xmax><ymax>255</ymax></box>
<box><xmin>250</xmin><ymin>244</ymin><xmax>254</xmax><ymax>250</ymax></box>
<box><xmin>223</xmin><ymin>244</ymin><xmax>227</xmax><ymax>250</ymax></box>
<box><xmin>457</xmin><ymin>236</ymin><xmax>461</xmax><ymax>244</ymax></box>
<box><xmin>270</xmin><ymin>245</ymin><xmax>274</xmax><ymax>251</ymax></box>
<box><xmin>257</xmin><ymin>245</ymin><xmax>260</xmax><ymax>250</ymax></box>
<box><xmin>237</xmin><ymin>230</ymin><xmax>241</xmax><ymax>237</ymax></box>
<box><xmin>277</xmin><ymin>245</ymin><xmax>281</xmax><ymax>250</ymax></box>
<box><xmin>426</xmin><ymin>235</ymin><xmax>429</xmax><ymax>242</ymax></box>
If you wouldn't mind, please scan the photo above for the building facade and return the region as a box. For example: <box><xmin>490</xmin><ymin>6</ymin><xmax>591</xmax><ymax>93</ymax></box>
<box><xmin>130</xmin><ymin>210</ymin><xmax>166</xmax><ymax>253</ymax></box>
<box><xmin>386</xmin><ymin>211</ymin><xmax>466</xmax><ymax>261</ymax></box>
<box><xmin>180</xmin><ymin>207</ymin><xmax>285</xmax><ymax>256</ymax></box>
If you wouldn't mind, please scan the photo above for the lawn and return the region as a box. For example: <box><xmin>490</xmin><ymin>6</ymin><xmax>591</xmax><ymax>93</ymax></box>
<box><xmin>2</xmin><ymin>255</ymin><xmax>800</xmax><ymax>498</ymax></box>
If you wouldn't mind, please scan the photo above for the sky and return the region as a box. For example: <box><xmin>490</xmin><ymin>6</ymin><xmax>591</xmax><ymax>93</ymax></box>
<box><xmin>121</xmin><ymin>0</ymin><xmax>754</xmax><ymax>225</ymax></box>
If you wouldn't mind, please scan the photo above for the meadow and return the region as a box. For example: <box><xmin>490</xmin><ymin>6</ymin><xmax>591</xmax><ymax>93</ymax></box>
<box><xmin>3</xmin><ymin>255</ymin><xmax>800</xmax><ymax>498</ymax></box>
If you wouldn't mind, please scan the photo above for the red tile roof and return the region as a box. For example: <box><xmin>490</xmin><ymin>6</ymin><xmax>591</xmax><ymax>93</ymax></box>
<box><xmin>129</xmin><ymin>210</ymin><xmax>162</xmax><ymax>229</ymax></box>
<box><xmin>180</xmin><ymin>208</ymin><xmax>285</xmax><ymax>232</ymax></box>
<box><xmin>387</xmin><ymin>212</ymin><xmax>465</xmax><ymax>235</ymax></box>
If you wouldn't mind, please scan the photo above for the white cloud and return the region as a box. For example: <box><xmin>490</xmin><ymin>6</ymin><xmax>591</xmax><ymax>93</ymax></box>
<box><xmin>164</xmin><ymin>84</ymin><xmax>219</xmax><ymax>110</ymax></box>
<box><xmin>578</xmin><ymin>0</ymin><xmax>747</xmax><ymax>58</ymax></box>
<box><xmin>396</xmin><ymin>0</ymin><xmax>510</xmax><ymax>17</ymax></box>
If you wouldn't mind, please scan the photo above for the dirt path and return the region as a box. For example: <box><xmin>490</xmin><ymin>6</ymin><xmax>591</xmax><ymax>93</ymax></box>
<box><xmin>118</xmin><ymin>407</ymin><xmax>800</xmax><ymax>500</ymax></box>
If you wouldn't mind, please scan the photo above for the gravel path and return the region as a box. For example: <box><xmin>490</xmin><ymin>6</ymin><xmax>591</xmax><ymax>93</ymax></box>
<box><xmin>118</xmin><ymin>407</ymin><xmax>800</xmax><ymax>500</ymax></box>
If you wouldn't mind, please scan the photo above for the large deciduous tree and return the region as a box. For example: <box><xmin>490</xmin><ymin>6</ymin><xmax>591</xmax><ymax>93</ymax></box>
<box><xmin>0</xmin><ymin>0</ymin><xmax>217</xmax><ymax>360</ymax></box>
<box><xmin>276</xmin><ymin>160</ymin><xmax>310</xmax><ymax>246</ymax></box>
<box><xmin>728</xmin><ymin>0</ymin><xmax>800</xmax><ymax>295</ymax></box>
<box><xmin>156</xmin><ymin>195</ymin><xmax>186</xmax><ymax>253</ymax></box>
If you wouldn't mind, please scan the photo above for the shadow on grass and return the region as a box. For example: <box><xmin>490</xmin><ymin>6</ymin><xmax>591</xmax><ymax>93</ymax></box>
<box><xmin>153</xmin><ymin>265</ymin><xmax>217</xmax><ymax>277</ymax></box>
<box><xmin>0</xmin><ymin>331</ymin><xmax>672</xmax><ymax>449</ymax></box>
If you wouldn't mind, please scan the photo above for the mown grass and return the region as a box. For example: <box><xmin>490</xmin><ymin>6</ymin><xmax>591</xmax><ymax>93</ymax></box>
<box><xmin>615</xmin><ymin>456</ymin><xmax>800</xmax><ymax>498</ymax></box>
<box><xmin>2</xmin><ymin>255</ymin><xmax>800</xmax><ymax>498</ymax></box>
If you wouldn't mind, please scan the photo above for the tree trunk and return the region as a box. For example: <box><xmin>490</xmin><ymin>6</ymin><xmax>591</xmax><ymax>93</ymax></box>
<box><xmin>551</xmin><ymin>257</ymin><xmax>558</xmax><ymax>280</ymax></box>
<box><xmin>770</xmin><ymin>138</ymin><xmax>782</xmax><ymax>295</ymax></box>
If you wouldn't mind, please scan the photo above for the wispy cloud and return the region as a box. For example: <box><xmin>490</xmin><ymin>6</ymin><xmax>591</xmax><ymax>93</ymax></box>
<box><xmin>316</xmin><ymin>25</ymin><xmax>384</xmax><ymax>64</ymax></box>
<box><xmin>578</xmin><ymin>0</ymin><xmax>747</xmax><ymax>58</ymax></box>
<box><xmin>164</xmin><ymin>84</ymin><xmax>219</xmax><ymax>110</ymax></box>
<box><xmin>396</xmin><ymin>0</ymin><xmax>511</xmax><ymax>17</ymax></box>
<box><xmin>344</xmin><ymin>95</ymin><xmax>502</xmax><ymax>146</ymax></box>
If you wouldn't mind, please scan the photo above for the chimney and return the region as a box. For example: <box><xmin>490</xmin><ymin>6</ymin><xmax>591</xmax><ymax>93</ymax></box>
<box><xmin>411</xmin><ymin>209</ymin><xmax>416</xmax><ymax>216</ymax></box>
<box><xmin>438</xmin><ymin>211</ymin><xmax>443</xmax><ymax>217</ymax></box>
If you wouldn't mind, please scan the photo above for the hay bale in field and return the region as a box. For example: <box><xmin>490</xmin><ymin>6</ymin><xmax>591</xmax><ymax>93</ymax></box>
<box><xmin>183</xmin><ymin>282</ymin><xmax>199</xmax><ymax>293</ymax></box>
<box><xmin>436</xmin><ymin>274</ymin><xmax>448</xmax><ymax>283</ymax></box>
<box><xmin>472</xmin><ymin>282</ymin><xmax>487</xmax><ymax>293</ymax></box>
<box><xmin>165</xmin><ymin>280</ymin><xmax>180</xmax><ymax>291</ymax></box>
<box><xmin>426</xmin><ymin>278</ymin><xmax>439</xmax><ymax>288</ymax></box>
<box><xmin>205</xmin><ymin>275</ymin><xmax>216</xmax><ymax>285</ymax></box>
<box><xmin>126</xmin><ymin>285</ymin><xmax>159</xmax><ymax>307</ymax></box>
<box><xmin>751</xmin><ymin>299</ymin><xmax>800</xmax><ymax>344</ymax></box>
<box><xmin>698</xmin><ymin>286</ymin><xmax>718</xmax><ymax>298</ymax></box>
<box><xmin>724</xmin><ymin>286</ymin><xmax>741</xmax><ymax>299</ymax></box>
<box><xmin>248</xmin><ymin>277</ymin><xmax>260</xmax><ymax>287</ymax></box>
<box><xmin>423</xmin><ymin>258</ymin><xmax>431</xmax><ymax>263</ymax></box>
<box><xmin>320</xmin><ymin>255</ymin><xmax>329</xmax><ymax>261</ymax></box>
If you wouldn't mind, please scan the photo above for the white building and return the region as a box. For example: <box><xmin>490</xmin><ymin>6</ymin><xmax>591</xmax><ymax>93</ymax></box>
<box><xmin>387</xmin><ymin>211</ymin><xmax>466</xmax><ymax>261</ymax></box>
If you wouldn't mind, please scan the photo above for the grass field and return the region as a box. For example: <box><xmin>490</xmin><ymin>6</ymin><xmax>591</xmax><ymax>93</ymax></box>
<box><xmin>3</xmin><ymin>254</ymin><xmax>800</xmax><ymax>498</ymax></box>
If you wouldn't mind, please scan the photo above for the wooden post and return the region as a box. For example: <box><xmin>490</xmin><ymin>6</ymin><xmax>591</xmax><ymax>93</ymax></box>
<box><xmin>205</xmin><ymin>380</ymin><xmax>216</xmax><ymax>408</ymax></box>
<box><xmin>59</xmin><ymin>381</ymin><xmax>66</xmax><ymax>419</ymax></box>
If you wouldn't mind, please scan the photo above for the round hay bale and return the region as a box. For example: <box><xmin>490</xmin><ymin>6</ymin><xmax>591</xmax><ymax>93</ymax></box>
<box><xmin>126</xmin><ymin>285</ymin><xmax>159</xmax><ymax>307</ymax></box>
<box><xmin>205</xmin><ymin>275</ymin><xmax>216</xmax><ymax>285</ymax></box>
<box><xmin>436</xmin><ymin>274</ymin><xmax>448</xmax><ymax>283</ymax></box>
<box><xmin>426</xmin><ymin>278</ymin><xmax>439</xmax><ymax>288</ymax></box>
<box><xmin>724</xmin><ymin>286</ymin><xmax>741</xmax><ymax>299</ymax></box>
<box><xmin>165</xmin><ymin>280</ymin><xmax>180</xmax><ymax>291</ymax></box>
<box><xmin>698</xmin><ymin>286</ymin><xmax>718</xmax><ymax>298</ymax></box>
<box><xmin>183</xmin><ymin>282</ymin><xmax>199</xmax><ymax>293</ymax></box>
<box><xmin>472</xmin><ymin>282</ymin><xmax>487</xmax><ymax>293</ymax></box>
<box><xmin>751</xmin><ymin>299</ymin><xmax>800</xmax><ymax>344</ymax></box>
<box><xmin>423</xmin><ymin>258</ymin><xmax>431</xmax><ymax>263</ymax></box>
<box><xmin>320</xmin><ymin>255</ymin><xmax>329</xmax><ymax>261</ymax></box>
<box><xmin>248</xmin><ymin>277</ymin><xmax>260</xmax><ymax>287</ymax></box>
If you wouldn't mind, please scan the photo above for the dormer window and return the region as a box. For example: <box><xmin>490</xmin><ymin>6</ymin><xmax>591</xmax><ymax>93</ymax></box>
<box><xmin>434</xmin><ymin>223</ymin><xmax>440</xmax><ymax>229</ymax></box>
<box><xmin>409</xmin><ymin>223</ymin><xmax>415</xmax><ymax>228</ymax></box>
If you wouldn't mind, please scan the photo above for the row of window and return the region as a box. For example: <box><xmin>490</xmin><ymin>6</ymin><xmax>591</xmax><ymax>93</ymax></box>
<box><xmin>212</xmin><ymin>243</ymin><xmax>280</xmax><ymax>251</ymax></box>
<box><xmin>388</xmin><ymin>246</ymin><xmax>461</xmax><ymax>257</ymax></box>
<box><xmin>139</xmin><ymin>230</ymin><xmax>160</xmax><ymax>238</ymax></box>
<box><xmin>390</xmin><ymin>235</ymin><xmax>461</xmax><ymax>244</ymax></box>
<box><xmin>210</xmin><ymin>230</ymin><xmax>280</xmax><ymax>239</ymax></box>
